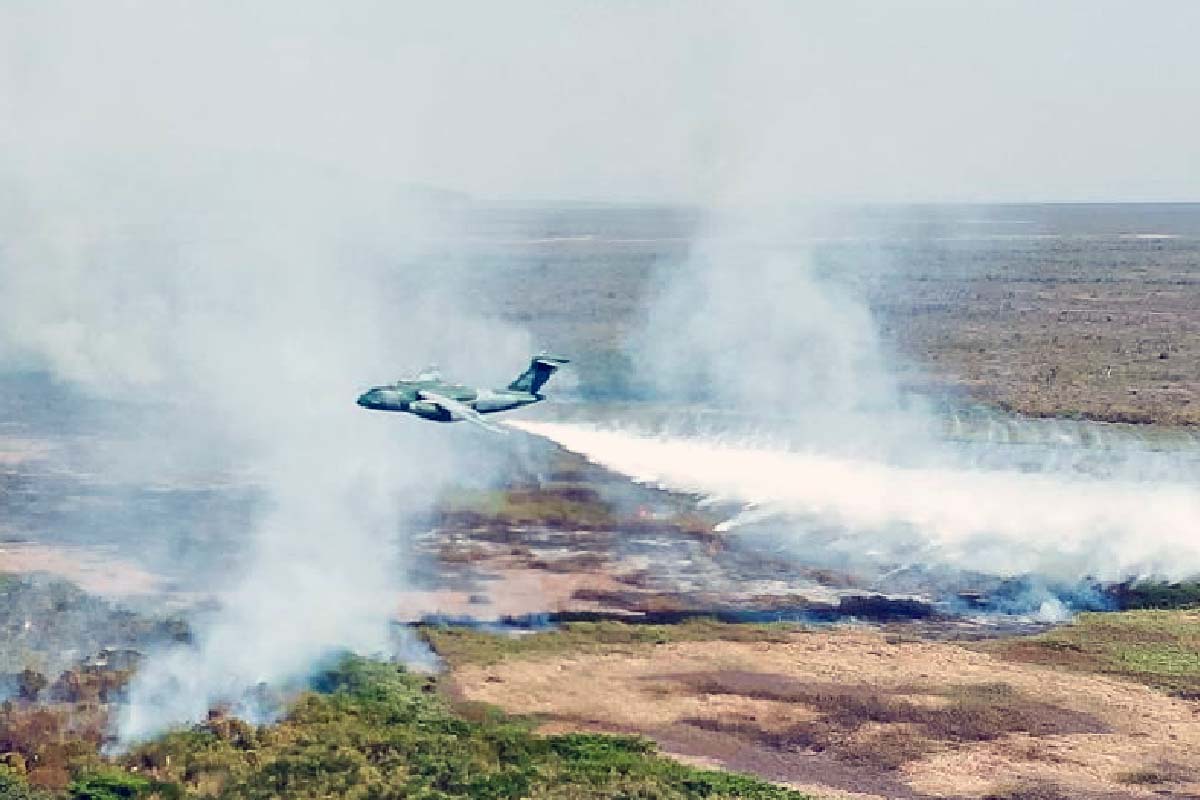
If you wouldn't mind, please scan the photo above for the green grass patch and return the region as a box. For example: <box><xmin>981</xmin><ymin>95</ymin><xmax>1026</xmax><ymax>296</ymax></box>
<box><xmin>438</xmin><ymin>486</ymin><xmax>618</xmax><ymax>529</ymax></box>
<box><xmin>0</xmin><ymin>769</ymin><xmax>57</xmax><ymax>800</ymax></box>
<box><xmin>987</xmin><ymin>609</ymin><xmax>1200</xmax><ymax>698</ymax></box>
<box><xmin>1115</xmin><ymin>580</ymin><xmax>1200</xmax><ymax>610</ymax></box>
<box><xmin>67</xmin><ymin>769</ymin><xmax>178</xmax><ymax>800</ymax></box>
<box><xmin>423</xmin><ymin>619</ymin><xmax>801</xmax><ymax>667</ymax></box>
<box><xmin>435</xmin><ymin>482</ymin><xmax>716</xmax><ymax>537</ymax></box>
<box><xmin>118</xmin><ymin>656</ymin><xmax>810</xmax><ymax>799</ymax></box>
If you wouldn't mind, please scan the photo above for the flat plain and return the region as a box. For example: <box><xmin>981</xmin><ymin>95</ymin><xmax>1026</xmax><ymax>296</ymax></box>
<box><xmin>468</xmin><ymin>203</ymin><xmax>1200</xmax><ymax>424</ymax></box>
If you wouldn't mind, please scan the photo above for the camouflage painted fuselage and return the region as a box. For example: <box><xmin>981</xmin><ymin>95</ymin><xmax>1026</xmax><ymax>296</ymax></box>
<box><xmin>355</xmin><ymin>379</ymin><xmax>539</xmax><ymax>421</ymax></box>
<box><xmin>356</xmin><ymin>356</ymin><xmax>568</xmax><ymax>424</ymax></box>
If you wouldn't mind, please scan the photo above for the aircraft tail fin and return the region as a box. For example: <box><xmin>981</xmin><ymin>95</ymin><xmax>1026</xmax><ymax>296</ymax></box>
<box><xmin>507</xmin><ymin>354</ymin><xmax>569</xmax><ymax>395</ymax></box>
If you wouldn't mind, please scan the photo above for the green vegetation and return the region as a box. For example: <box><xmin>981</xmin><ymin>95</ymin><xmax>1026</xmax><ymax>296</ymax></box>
<box><xmin>0</xmin><ymin>769</ymin><xmax>57</xmax><ymax>800</ymax></box>
<box><xmin>67</xmin><ymin>770</ymin><xmax>175</xmax><ymax>800</ymax></box>
<box><xmin>423</xmin><ymin>619</ymin><xmax>800</xmax><ymax>668</ymax></box>
<box><xmin>0</xmin><ymin>656</ymin><xmax>808</xmax><ymax>799</ymax></box>
<box><xmin>121</xmin><ymin>656</ymin><xmax>808</xmax><ymax>799</ymax></box>
<box><xmin>435</xmin><ymin>480</ymin><xmax>715</xmax><ymax>537</ymax></box>
<box><xmin>988</xmin><ymin>609</ymin><xmax>1200</xmax><ymax>698</ymax></box>
<box><xmin>1115</xmin><ymin>580</ymin><xmax>1200</xmax><ymax>610</ymax></box>
<box><xmin>438</xmin><ymin>486</ymin><xmax>617</xmax><ymax>529</ymax></box>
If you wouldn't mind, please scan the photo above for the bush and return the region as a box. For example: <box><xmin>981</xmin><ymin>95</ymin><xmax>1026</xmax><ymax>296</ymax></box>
<box><xmin>0</xmin><ymin>770</ymin><xmax>55</xmax><ymax>800</ymax></box>
<box><xmin>66</xmin><ymin>770</ymin><xmax>160</xmax><ymax>800</ymax></box>
<box><xmin>116</xmin><ymin>655</ymin><xmax>811</xmax><ymax>800</ymax></box>
<box><xmin>1116</xmin><ymin>581</ymin><xmax>1200</xmax><ymax>610</ymax></box>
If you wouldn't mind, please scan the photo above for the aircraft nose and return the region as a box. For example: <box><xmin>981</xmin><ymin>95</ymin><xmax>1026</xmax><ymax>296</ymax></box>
<box><xmin>356</xmin><ymin>391</ymin><xmax>372</xmax><ymax>408</ymax></box>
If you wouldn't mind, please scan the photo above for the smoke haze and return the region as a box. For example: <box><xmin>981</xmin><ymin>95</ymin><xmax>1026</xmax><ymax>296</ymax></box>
<box><xmin>1</xmin><ymin>161</ymin><xmax>535</xmax><ymax>745</ymax></box>
<box><xmin>517</xmin><ymin>184</ymin><xmax>1200</xmax><ymax>591</ymax></box>
<box><xmin>5</xmin><ymin>2</ymin><xmax>1198</xmax><ymax>205</ymax></box>
<box><xmin>0</xmin><ymin>6</ymin><xmax>536</xmax><ymax>743</ymax></box>
<box><xmin>4</xmin><ymin>0</ymin><xmax>1200</xmax><ymax>745</ymax></box>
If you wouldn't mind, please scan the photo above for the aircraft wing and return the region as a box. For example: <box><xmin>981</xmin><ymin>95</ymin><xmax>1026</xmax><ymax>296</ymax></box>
<box><xmin>417</xmin><ymin>390</ymin><xmax>507</xmax><ymax>434</ymax></box>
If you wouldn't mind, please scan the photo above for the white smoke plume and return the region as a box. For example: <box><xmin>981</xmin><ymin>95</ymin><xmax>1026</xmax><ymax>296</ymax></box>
<box><xmin>1</xmin><ymin>160</ymin><xmax>533</xmax><ymax>745</ymax></box>
<box><xmin>520</xmin><ymin>0</ymin><xmax>1200</xmax><ymax>592</ymax></box>
<box><xmin>0</xmin><ymin>6</ymin><xmax>534</xmax><ymax>744</ymax></box>
<box><xmin>522</xmin><ymin>197</ymin><xmax>1200</xmax><ymax>587</ymax></box>
<box><xmin>632</xmin><ymin>215</ymin><xmax>932</xmax><ymax>457</ymax></box>
<box><xmin>6</xmin><ymin>0</ymin><xmax>1200</xmax><ymax>743</ymax></box>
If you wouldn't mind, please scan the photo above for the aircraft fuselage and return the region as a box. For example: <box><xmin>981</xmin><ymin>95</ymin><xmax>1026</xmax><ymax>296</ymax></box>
<box><xmin>355</xmin><ymin>379</ymin><xmax>540</xmax><ymax>422</ymax></box>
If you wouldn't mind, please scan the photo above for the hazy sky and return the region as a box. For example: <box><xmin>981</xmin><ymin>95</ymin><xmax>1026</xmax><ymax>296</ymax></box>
<box><xmin>2</xmin><ymin>1</ymin><xmax>1198</xmax><ymax>204</ymax></box>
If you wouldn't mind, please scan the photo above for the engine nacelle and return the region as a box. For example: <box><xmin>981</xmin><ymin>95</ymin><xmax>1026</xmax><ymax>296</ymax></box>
<box><xmin>409</xmin><ymin>400</ymin><xmax>449</xmax><ymax>420</ymax></box>
<box><xmin>473</xmin><ymin>394</ymin><xmax>518</xmax><ymax>413</ymax></box>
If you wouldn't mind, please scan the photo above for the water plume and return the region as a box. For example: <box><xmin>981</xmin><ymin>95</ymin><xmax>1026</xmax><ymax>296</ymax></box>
<box><xmin>540</xmin><ymin>202</ymin><xmax>1200</xmax><ymax>595</ymax></box>
<box><xmin>510</xmin><ymin>419</ymin><xmax>1200</xmax><ymax>583</ymax></box>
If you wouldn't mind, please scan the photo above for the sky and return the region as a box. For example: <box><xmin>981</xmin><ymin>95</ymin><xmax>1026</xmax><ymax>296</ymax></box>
<box><xmin>2</xmin><ymin>0</ymin><xmax>1198</xmax><ymax>204</ymax></box>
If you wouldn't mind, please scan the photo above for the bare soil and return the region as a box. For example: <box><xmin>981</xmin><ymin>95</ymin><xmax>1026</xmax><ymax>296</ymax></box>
<box><xmin>879</xmin><ymin>237</ymin><xmax>1200</xmax><ymax>425</ymax></box>
<box><xmin>449</xmin><ymin>628</ymin><xmax>1200</xmax><ymax>799</ymax></box>
<box><xmin>0</xmin><ymin>543</ymin><xmax>162</xmax><ymax>596</ymax></box>
<box><xmin>472</xmin><ymin>206</ymin><xmax>1200</xmax><ymax>425</ymax></box>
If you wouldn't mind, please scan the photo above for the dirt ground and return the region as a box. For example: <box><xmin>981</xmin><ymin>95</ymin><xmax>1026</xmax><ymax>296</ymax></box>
<box><xmin>474</xmin><ymin>206</ymin><xmax>1200</xmax><ymax>425</ymax></box>
<box><xmin>3</xmin><ymin>206</ymin><xmax>1198</xmax><ymax>797</ymax></box>
<box><xmin>880</xmin><ymin>237</ymin><xmax>1200</xmax><ymax>425</ymax></box>
<box><xmin>0</xmin><ymin>543</ymin><xmax>163</xmax><ymax>596</ymax></box>
<box><xmin>396</xmin><ymin>565</ymin><xmax>632</xmax><ymax>620</ymax></box>
<box><xmin>450</xmin><ymin>628</ymin><xmax>1200</xmax><ymax>799</ymax></box>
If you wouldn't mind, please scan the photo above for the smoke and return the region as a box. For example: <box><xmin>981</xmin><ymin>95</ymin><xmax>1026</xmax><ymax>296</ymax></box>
<box><xmin>0</xmin><ymin>6</ymin><xmax>535</xmax><ymax>744</ymax></box>
<box><xmin>0</xmin><ymin>160</ymin><xmax>532</xmax><ymax>744</ymax></box>
<box><xmin>5</xmin><ymin>0</ymin><xmax>1199</xmax><ymax>744</ymax></box>
<box><xmin>632</xmin><ymin>213</ymin><xmax>931</xmax><ymax>457</ymax></box>
<box><xmin>470</xmin><ymin>0</ymin><xmax>1196</xmax><ymax>596</ymax></box>
<box><xmin>521</xmin><ymin>199</ymin><xmax>1200</xmax><ymax>590</ymax></box>
<box><xmin>516</xmin><ymin>211</ymin><xmax>1200</xmax><ymax>590</ymax></box>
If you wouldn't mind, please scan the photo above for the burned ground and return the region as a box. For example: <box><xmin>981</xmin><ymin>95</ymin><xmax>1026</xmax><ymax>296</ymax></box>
<box><xmin>3</xmin><ymin>204</ymin><xmax>1200</xmax><ymax>797</ymax></box>
<box><xmin>446</xmin><ymin>622</ymin><xmax>1200</xmax><ymax>799</ymax></box>
<box><xmin>668</xmin><ymin>672</ymin><xmax>1108</xmax><ymax>769</ymax></box>
<box><xmin>469</xmin><ymin>204</ymin><xmax>1200</xmax><ymax>425</ymax></box>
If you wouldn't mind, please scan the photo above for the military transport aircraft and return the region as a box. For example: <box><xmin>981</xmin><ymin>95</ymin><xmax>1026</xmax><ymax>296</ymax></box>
<box><xmin>355</xmin><ymin>355</ymin><xmax>569</xmax><ymax>433</ymax></box>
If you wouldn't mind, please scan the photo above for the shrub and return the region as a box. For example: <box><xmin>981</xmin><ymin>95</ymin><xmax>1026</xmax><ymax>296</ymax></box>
<box><xmin>66</xmin><ymin>769</ymin><xmax>166</xmax><ymax>800</ymax></box>
<box><xmin>0</xmin><ymin>770</ymin><xmax>55</xmax><ymax>800</ymax></box>
<box><xmin>116</xmin><ymin>656</ymin><xmax>810</xmax><ymax>800</ymax></box>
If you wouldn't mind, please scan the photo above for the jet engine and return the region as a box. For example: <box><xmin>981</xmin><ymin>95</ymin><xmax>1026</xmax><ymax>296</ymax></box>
<box><xmin>409</xmin><ymin>400</ymin><xmax>450</xmax><ymax>421</ymax></box>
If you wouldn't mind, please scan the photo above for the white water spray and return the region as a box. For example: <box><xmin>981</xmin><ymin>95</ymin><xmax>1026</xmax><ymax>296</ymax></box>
<box><xmin>511</xmin><ymin>420</ymin><xmax>1200</xmax><ymax>582</ymax></box>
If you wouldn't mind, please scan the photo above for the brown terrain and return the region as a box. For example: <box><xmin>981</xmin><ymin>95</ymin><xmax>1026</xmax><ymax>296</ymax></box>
<box><xmin>881</xmin><ymin>236</ymin><xmax>1200</xmax><ymax>425</ymax></box>
<box><xmin>429</xmin><ymin>205</ymin><xmax>1200</xmax><ymax>798</ymax></box>
<box><xmin>1</xmin><ymin>204</ymin><xmax>1198</xmax><ymax>798</ymax></box>
<box><xmin>0</xmin><ymin>543</ymin><xmax>161</xmax><ymax>597</ymax></box>
<box><xmin>449</xmin><ymin>628</ymin><xmax>1200</xmax><ymax>800</ymax></box>
<box><xmin>406</xmin><ymin>458</ymin><xmax>945</xmax><ymax>624</ymax></box>
<box><xmin>413</xmin><ymin>455</ymin><xmax>1200</xmax><ymax>798</ymax></box>
<box><xmin>470</xmin><ymin>204</ymin><xmax>1200</xmax><ymax>425</ymax></box>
